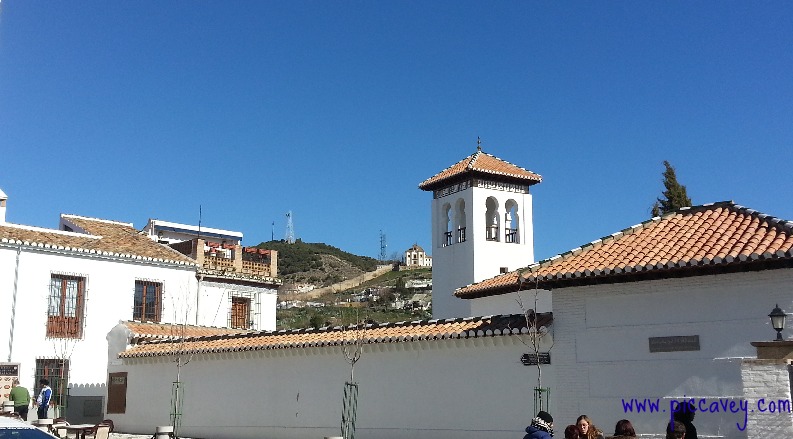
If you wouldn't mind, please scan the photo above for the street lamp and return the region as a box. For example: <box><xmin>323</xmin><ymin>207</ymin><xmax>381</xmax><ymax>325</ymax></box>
<box><xmin>769</xmin><ymin>304</ymin><xmax>787</xmax><ymax>341</ymax></box>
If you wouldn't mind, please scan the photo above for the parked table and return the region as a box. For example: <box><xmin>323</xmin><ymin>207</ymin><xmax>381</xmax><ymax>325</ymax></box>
<box><xmin>63</xmin><ymin>423</ymin><xmax>96</xmax><ymax>439</ymax></box>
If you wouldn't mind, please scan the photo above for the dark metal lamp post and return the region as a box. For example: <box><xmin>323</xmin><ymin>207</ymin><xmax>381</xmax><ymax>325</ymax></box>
<box><xmin>769</xmin><ymin>304</ymin><xmax>787</xmax><ymax>341</ymax></box>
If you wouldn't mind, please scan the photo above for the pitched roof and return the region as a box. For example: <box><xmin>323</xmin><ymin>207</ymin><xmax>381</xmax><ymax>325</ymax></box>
<box><xmin>456</xmin><ymin>202</ymin><xmax>793</xmax><ymax>299</ymax></box>
<box><xmin>123</xmin><ymin>321</ymin><xmax>252</xmax><ymax>345</ymax></box>
<box><xmin>0</xmin><ymin>215</ymin><xmax>196</xmax><ymax>266</ymax></box>
<box><xmin>407</xmin><ymin>243</ymin><xmax>425</xmax><ymax>252</ymax></box>
<box><xmin>119</xmin><ymin>313</ymin><xmax>552</xmax><ymax>358</ymax></box>
<box><xmin>418</xmin><ymin>148</ymin><xmax>542</xmax><ymax>191</ymax></box>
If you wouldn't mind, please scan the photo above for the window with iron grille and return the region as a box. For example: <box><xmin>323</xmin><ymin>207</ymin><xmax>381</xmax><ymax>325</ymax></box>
<box><xmin>47</xmin><ymin>275</ymin><xmax>85</xmax><ymax>338</ymax></box>
<box><xmin>230</xmin><ymin>296</ymin><xmax>252</xmax><ymax>329</ymax></box>
<box><xmin>35</xmin><ymin>358</ymin><xmax>69</xmax><ymax>407</ymax></box>
<box><xmin>134</xmin><ymin>280</ymin><xmax>162</xmax><ymax>322</ymax></box>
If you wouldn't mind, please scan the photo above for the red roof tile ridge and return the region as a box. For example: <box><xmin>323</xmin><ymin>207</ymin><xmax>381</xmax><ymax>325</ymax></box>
<box><xmin>418</xmin><ymin>151</ymin><xmax>479</xmax><ymax>189</ymax></box>
<box><xmin>521</xmin><ymin>201</ymin><xmax>740</xmax><ymax>274</ymax></box>
<box><xmin>118</xmin><ymin>313</ymin><xmax>551</xmax><ymax>357</ymax></box>
<box><xmin>456</xmin><ymin>201</ymin><xmax>793</xmax><ymax>299</ymax></box>
<box><xmin>731</xmin><ymin>203</ymin><xmax>793</xmax><ymax>232</ymax></box>
<box><xmin>469</xmin><ymin>151</ymin><xmax>542</xmax><ymax>180</ymax></box>
<box><xmin>418</xmin><ymin>148</ymin><xmax>541</xmax><ymax>190</ymax></box>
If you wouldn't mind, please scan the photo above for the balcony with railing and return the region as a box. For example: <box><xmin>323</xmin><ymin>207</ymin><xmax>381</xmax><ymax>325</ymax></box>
<box><xmin>505</xmin><ymin>228</ymin><xmax>518</xmax><ymax>243</ymax></box>
<box><xmin>169</xmin><ymin>238</ymin><xmax>278</xmax><ymax>281</ymax></box>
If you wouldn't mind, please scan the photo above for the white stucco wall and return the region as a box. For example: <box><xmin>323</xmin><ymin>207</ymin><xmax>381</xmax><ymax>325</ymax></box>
<box><xmin>108</xmin><ymin>334</ymin><xmax>555</xmax><ymax>439</ymax></box>
<box><xmin>470</xmin><ymin>288</ymin><xmax>552</xmax><ymax>317</ymax></box>
<box><xmin>197</xmin><ymin>279</ymin><xmax>278</xmax><ymax>331</ymax></box>
<box><xmin>431</xmin><ymin>186</ymin><xmax>534</xmax><ymax>320</ymax></box>
<box><xmin>552</xmin><ymin>268</ymin><xmax>793</xmax><ymax>439</ymax></box>
<box><xmin>0</xmin><ymin>244</ymin><xmax>197</xmax><ymax>396</ymax></box>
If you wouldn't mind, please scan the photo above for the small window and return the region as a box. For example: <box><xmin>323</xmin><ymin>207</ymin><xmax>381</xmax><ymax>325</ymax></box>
<box><xmin>500</xmin><ymin>267</ymin><xmax>509</xmax><ymax>274</ymax></box>
<box><xmin>47</xmin><ymin>275</ymin><xmax>85</xmax><ymax>338</ymax></box>
<box><xmin>134</xmin><ymin>281</ymin><xmax>162</xmax><ymax>322</ymax></box>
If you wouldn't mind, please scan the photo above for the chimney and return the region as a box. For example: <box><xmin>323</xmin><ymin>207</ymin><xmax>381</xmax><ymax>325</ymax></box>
<box><xmin>0</xmin><ymin>188</ymin><xmax>7</xmax><ymax>224</ymax></box>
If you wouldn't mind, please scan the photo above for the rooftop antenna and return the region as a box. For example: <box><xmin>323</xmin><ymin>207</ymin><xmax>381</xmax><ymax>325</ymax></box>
<box><xmin>477</xmin><ymin>136</ymin><xmax>482</xmax><ymax>151</ymax></box>
<box><xmin>285</xmin><ymin>211</ymin><xmax>295</xmax><ymax>244</ymax></box>
<box><xmin>379</xmin><ymin>230</ymin><xmax>387</xmax><ymax>262</ymax></box>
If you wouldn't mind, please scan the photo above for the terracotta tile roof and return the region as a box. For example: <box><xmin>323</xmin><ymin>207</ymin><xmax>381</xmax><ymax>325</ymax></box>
<box><xmin>119</xmin><ymin>313</ymin><xmax>552</xmax><ymax>358</ymax></box>
<box><xmin>418</xmin><ymin>148</ymin><xmax>542</xmax><ymax>191</ymax></box>
<box><xmin>456</xmin><ymin>202</ymin><xmax>793</xmax><ymax>299</ymax></box>
<box><xmin>0</xmin><ymin>215</ymin><xmax>196</xmax><ymax>266</ymax></box>
<box><xmin>124</xmin><ymin>321</ymin><xmax>251</xmax><ymax>344</ymax></box>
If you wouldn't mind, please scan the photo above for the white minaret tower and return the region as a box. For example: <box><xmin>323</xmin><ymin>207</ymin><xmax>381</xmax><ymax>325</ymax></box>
<box><xmin>418</xmin><ymin>140</ymin><xmax>541</xmax><ymax>319</ymax></box>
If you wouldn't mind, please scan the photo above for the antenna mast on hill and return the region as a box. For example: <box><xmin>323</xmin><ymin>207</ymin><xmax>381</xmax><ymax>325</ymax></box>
<box><xmin>379</xmin><ymin>230</ymin><xmax>387</xmax><ymax>261</ymax></box>
<box><xmin>285</xmin><ymin>211</ymin><xmax>295</xmax><ymax>244</ymax></box>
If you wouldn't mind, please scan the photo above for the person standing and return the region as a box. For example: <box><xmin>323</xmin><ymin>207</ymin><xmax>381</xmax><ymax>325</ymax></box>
<box><xmin>35</xmin><ymin>379</ymin><xmax>52</xmax><ymax>420</ymax></box>
<box><xmin>524</xmin><ymin>410</ymin><xmax>554</xmax><ymax>439</ymax></box>
<box><xmin>673</xmin><ymin>402</ymin><xmax>697</xmax><ymax>439</ymax></box>
<box><xmin>8</xmin><ymin>379</ymin><xmax>31</xmax><ymax>420</ymax></box>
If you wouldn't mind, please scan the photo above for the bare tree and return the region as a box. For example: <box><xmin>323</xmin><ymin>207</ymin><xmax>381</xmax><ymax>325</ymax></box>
<box><xmin>514</xmin><ymin>277</ymin><xmax>554</xmax><ymax>413</ymax></box>
<box><xmin>168</xmin><ymin>283</ymin><xmax>195</xmax><ymax>438</ymax></box>
<box><xmin>340</xmin><ymin>311</ymin><xmax>367</xmax><ymax>439</ymax></box>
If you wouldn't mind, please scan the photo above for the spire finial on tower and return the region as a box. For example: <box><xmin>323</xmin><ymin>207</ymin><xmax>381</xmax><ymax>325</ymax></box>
<box><xmin>477</xmin><ymin>136</ymin><xmax>482</xmax><ymax>152</ymax></box>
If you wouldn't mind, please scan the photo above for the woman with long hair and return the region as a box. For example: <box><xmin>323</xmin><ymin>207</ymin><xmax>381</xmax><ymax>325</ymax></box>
<box><xmin>576</xmin><ymin>415</ymin><xmax>604</xmax><ymax>439</ymax></box>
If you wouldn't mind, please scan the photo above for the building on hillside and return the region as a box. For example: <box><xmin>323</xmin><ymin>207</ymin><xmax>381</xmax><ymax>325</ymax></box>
<box><xmin>456</xmin><ymin>201</ymin><xmax>793</xmax><ymax>438</ymax></box>
<box><xmin>419</xmin><ymin>143</ymin><xmax>543</xmax><ymax>319</ymax></box>
<box><xmin>0</xmin><ymin>192</ymin><xmax>199</xmax><ymax>424</ymax></box>
<box><xmin>105</xmin><ymin>314</ymin><xmax>554</xmax><ymax>439</ymax></box>
<box><xmin>146</xmin><ymin>219</ymin><xmax>281</xmax><ymax>332</ymax></box>
<box><xmin>403</xmin><ymin>243</ymin><xmax>432</xmax><ymax>268</ymax></box>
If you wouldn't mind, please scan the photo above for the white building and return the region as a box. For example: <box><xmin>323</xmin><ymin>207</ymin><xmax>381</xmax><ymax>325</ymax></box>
<box><xmin>144</xmin><ymin>219</ymin><xmax>281</xmax><ymax>332</ymax></box>
<box><xmin>0</xmin><ymin>194</ymin><xmax>198</xmax><ymax>423</ymax></box>
<box><xmin>419</xmin><ymin>145</ymin><xmax>543</xmax><ymax>319</ymax></box>
<box><xmin>403</xmin><ymin>243</ymin><xmax>432</xmax><ymax>268</ymax></box>
<box><xmin>0</xmin><ymin>189</ymin><xmax>280</xmax><ymax>424</ymax></box>
<box><xmin>456</xmin><ymin>202</ymin><xmax>793</xmax><ymax>438</ymax></box>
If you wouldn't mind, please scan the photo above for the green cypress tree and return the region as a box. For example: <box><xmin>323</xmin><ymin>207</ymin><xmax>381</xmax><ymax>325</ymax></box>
<box><xmin>652</xmin><ymin>160</ymin><xmax>692</xmax><ymax>216</ymax></box>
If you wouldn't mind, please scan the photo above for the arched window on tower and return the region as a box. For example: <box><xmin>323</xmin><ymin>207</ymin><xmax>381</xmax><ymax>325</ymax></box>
<box><xmin>485</xmin><ymin>197</ymin><xmax>500</xmax><ymax>241</ymax></box>
<box><xmin>455</xmin><ymin>198</ymin><xmax>467</xmax><ymax>243</ymax></box>
<box><xmin>441</xmin><ymin>203</ymin><xmax>453</xmax><ymax>247</ymax></box>
<box><xmin>505</xmin><ymin>199</ymin><xmax>520</xmax><ymax>244</ymax></box>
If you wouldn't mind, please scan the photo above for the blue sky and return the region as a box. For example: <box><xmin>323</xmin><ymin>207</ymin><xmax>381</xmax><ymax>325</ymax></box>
<box><xmin>1</xmin><ymin>1</ymin><xmax>791</xmax><ymax>262</ymax></box>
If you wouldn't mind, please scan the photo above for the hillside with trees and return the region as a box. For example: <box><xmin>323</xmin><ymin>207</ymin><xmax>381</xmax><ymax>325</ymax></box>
<box><xmin>256</xmin><ymin>240</ymin><xmax>381</xmax><ymax>285</ymax></box>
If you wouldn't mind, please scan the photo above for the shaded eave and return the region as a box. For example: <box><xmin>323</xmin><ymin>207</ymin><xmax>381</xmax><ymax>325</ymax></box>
<box><xmin>419</xmin><ymin>170</ymin><xmax>541</xmax><ymax>192</ymax></box>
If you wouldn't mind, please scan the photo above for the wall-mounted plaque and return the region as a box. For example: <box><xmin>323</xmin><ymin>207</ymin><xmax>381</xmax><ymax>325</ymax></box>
<box><xmin>521</xmin><ymin>353</ymin><xmax>551</xmax><ymax>365</ymax></box>
<box><xmin>649</xmin><ymin>335</ymin><xmax>700</xmax><ymax>353</ymax></box>
<box><xmin>0</xmin><ymin>364</ymin><xmax>19</xmax><ymax>377</ymax></box>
